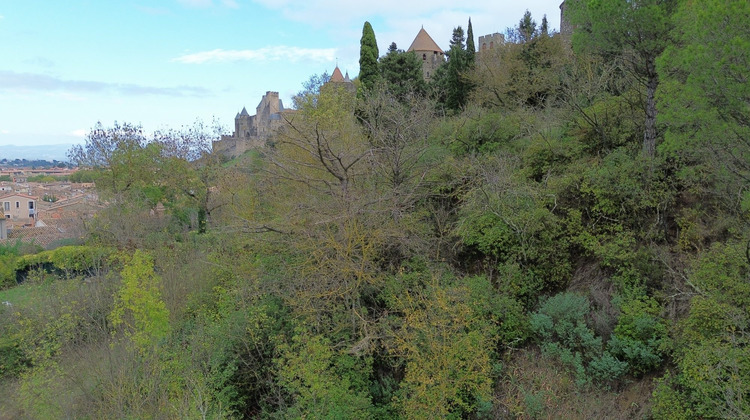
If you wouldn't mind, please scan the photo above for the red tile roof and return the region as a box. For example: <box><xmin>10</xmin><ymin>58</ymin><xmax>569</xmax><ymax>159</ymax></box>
<box><xmin>407</xmin><ymin>28</ymin><xmax>443</xmax><ymax>53</ymax></box>
<box><xmin>330</xmin><ymin>66</ymin><xmax>345</xmax><ymax>82</ymax></box>
<box><xmin>0</xmin><ymin>193</ymin><xmax>37</xmax><ymax>200</ymax></box>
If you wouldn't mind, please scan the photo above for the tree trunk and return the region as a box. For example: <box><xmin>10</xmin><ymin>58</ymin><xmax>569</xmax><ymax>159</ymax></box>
<box><xmin>643</xmin><ymin>69</ymin><xmax>658</xmax><ymax>158</ymax></box>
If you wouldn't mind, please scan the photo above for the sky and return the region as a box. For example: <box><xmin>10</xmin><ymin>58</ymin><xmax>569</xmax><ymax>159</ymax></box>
<box><xmin>0</xmin><ymin>0</ymin><xmax>562</xmax><ymax>149</ymax></box>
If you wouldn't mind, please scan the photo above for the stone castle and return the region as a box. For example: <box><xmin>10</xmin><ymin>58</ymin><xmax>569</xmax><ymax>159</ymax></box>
<box><xmin>213</xmin><ymin>27</ymin><xmax>446</xmax><ymax>158</ymax></box>
<box><xmin>212</xmin><ymin>91</ymin><xmax>296</xmax><ymax>158</ymax></box>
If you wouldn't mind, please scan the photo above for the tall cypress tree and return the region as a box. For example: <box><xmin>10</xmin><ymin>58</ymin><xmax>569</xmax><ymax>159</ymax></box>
<box><xmin>359</xmin><ymin>21</ymin><xmax>379</xmax><ymax>92</ymax></box>
<box><xmin>466</xmin><ymin>18</ymin><xmax>476</xmax><ymax>57</ymax></box>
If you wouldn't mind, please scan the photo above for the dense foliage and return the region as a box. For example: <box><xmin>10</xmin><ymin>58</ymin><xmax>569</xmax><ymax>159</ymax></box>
<box><xmin>359</xmin><ymin>21</ymin><xmax>380</xmax><ymax>93</ymax></box>
<box><xmin>1</xmin><ymin>3</ymin><xmax>748</xmax><ymax>418</ymax></box>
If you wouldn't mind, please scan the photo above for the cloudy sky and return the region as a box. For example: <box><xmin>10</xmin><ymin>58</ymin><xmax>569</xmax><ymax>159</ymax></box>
<box><xmin>0</xmin><ymin>0</ymin><xmax>562</xmax><ymax>148</ymax></box>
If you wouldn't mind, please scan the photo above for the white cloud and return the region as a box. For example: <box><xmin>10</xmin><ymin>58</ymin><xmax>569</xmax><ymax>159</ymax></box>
<box><xmin>135</xmin><ymin>5</ymin><xmax>172</xmax><ymax>15</ymax></box>
<box><xmin>177</xmin><ymin>0</ymin><xmax>213</xmax><ymax>7</ymax></box>
<box><xmin>177</xmin><ymin>0</ymin><xmax>239</xmax><ymax>8</ymax></box>
<box><xmin>1</xmin><ymin>130</ymin><xmax>10</xmax><ymax>135</ymax></box>
<box><xmin>248</xmin><ymin>0</ymin><xmax>562</xmax><ymax>48</ymax></box>
<box><xmin>0</xmin><ymin>71</ymin><xmax>210</xmax><ymax>97</ymax></box>
<box><xmin>173</xmin><ymin>46</ymin><xmax>336</xmax><ymax>64</ymax></box>
<box><xmin>69</xmin><ymin>129</ymin><xmax>87</xmax><ymax>138</ymax></box>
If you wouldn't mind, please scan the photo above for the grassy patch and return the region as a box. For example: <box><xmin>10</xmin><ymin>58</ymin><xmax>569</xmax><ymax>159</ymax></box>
<box><xmin>0</xmin><ymin>283</ymin><xmax>37</xmax><ymax>308</ymax></box>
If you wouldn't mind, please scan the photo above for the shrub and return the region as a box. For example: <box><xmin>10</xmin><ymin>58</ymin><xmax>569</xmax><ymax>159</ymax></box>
<box><xmin>651</xmin><ymin>240</ymin><xmax>750</xmax><ymax>418</ymax></box>
<box><xmin>608</xmin><ymin>295</ymin><xmax>667</xmax><ymax>376</ymax></box>
<box><xmin>530</xmin><ymin>292</ymin><xmax>627</xmax><ymax>387</ymax></box>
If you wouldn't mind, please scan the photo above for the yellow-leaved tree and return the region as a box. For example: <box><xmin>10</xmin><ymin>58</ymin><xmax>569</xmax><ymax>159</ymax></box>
<box><xmin>110</xmin><ymin>250</ymin><xmax>170</xmax><ymax>353</ymax></box>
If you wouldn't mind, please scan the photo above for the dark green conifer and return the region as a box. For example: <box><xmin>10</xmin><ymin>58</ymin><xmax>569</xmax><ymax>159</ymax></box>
<box><xmin>466</xmin><ymin>18</ymin><xmax>476</xmax><ymax>57</ymax></box>
<box><xmin>359</xmin><ymin>21</ymin><xmax>380</xmax><ymax>91</ymax></box>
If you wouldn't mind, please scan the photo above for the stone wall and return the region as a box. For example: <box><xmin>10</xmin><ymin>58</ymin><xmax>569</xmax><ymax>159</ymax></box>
<box><xmin>213</xmin><ymin>91</ymin><xmax>295</xmax><ymax>158</ymax></box>
<box><xmin>478</xmin><ymin>33</ymin><xmax>505</xmax><ymax>52</ymax></box>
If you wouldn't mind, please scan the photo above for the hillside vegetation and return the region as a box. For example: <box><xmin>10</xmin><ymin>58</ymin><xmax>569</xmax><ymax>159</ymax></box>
<box><xmin>1</xmin><ymin>1</ymin><xmax>749</xmax><ymax>418</ymax></box>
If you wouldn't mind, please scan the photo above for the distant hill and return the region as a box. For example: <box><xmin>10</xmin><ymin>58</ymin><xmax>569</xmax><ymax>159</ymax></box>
<box><xmin>0</xmin><ymin>144</ymin><xmax>74</xmax><ymax>162</ymax></box>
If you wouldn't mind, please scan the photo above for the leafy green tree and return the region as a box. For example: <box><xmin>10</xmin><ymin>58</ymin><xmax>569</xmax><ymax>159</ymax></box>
<box><xmin>275</xmin><ymin>330</ymin><xmax>373</xmax><ymax>418</ymax></box>
<box><xmin>652</xmin><ymin>240</ymin><xmax>750</xmax><ymax>418</ymax></box>
<box><xmin>432</xmin><ymin>25</ymin><xmax>474</xmax><ymax>111</ymax></box>
<box><xmin>377</xmin><ymin>44</ymin><xmax>426</xmax><ymax>99</ymax></box>
<box><xmin>607</xmin><ymin>295</ymin><xmax>667</xmax><ymax>376</ymax></box>
<box><xmin>567</xmin><ymin>0</ymin><xmax>677</xmax><ymax>157</ymax></box>
<box><xmin>152</xmin><ymin>120</ymin><xmax>221</xmax><ymax>233</ymax></box>
<box><xmin>359</xmin><ymin>21</ymin><xmax>380</xmax><ymax>92</ymax></box>
<box><xmin>472</xmin><ymin>10</ymin><xmax>569</xmax><ymax>110</ymax></box>
<box><xmin>517</xmin><ymin>10</ymin><xmax>537</xmax><ymax>43</ymax></box>
<box><xmin>68</xmin><ymin>121</ymin><xmax>155</xmax><ymax>199</ymax></box>
<box><xmin>449</xmin><ymin>26</ymin><xmax>465</xmax><ymax>50</ymax></box>
<box><xmin>383</xmin><ymin>268</ymin><xmax>499</xmax><ymax>418</ymax></box>
<box><xmin>292</xmin><ymin>70</ymin><xmax>330</xmax><ymax>109</ymax></box>
<box><xmin>110</xmin><ymin>250</ymin><xmax>170</xmax><ymax>354</ymax></box>
<box><xmin>657</xmin><ymin>0</ymin><xmax>750</xmax><ymax>213</ymax></box>
<box><xmin>68</xmin><ymin>169</ymin><xmax>97</xmax><ymax>183</ymax></box>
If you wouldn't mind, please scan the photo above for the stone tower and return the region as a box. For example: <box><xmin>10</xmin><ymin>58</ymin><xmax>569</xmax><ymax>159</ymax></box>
<box><xmin>407</xmin><ymin>27</ymin><xmax>445</xmax><ymax>81</ymax></box>
<box><xmin>213</xmin><ymin>91</ymin><xmax>293</xmax><ymax>158</ymax></box>
<box><xmin>478</xmin><ymin>33</ymin><xmax>505</xmax><ymax>52</ymax></box>
<box><xmin>235</xmin><ymin>107</ymin><xmax>252</xmax><ymax>139</ymax></box>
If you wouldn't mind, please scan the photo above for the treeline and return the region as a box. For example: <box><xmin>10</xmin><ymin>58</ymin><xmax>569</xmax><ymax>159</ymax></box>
<box><xmin>1</xmin><ymin>1</ymin><xmax>748</xmax><ymax>418</ymax></box>
<box><xmin>0</xmin><ymin>159</ymin><xmax>70</xmax><ymax>169</ymax></box>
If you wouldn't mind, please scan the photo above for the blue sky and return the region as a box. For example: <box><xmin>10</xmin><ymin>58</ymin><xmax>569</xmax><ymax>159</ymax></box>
<box><xmin>0</xmin><ymin>0</ymin><xmax>562</xmax><ymax>148</ymax></box>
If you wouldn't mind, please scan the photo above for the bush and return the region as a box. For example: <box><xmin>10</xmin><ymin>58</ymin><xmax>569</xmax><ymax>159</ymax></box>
<box><xmin>651</xmin><ymin>240</ymin><xmax>750</xmax><ymax>418</ymax></box>
<box><xmin>530</xmin><ymin>292</ymin><xmax>627</xmax><ymax>387</ymax></box>
<box><xmin>15</xmin><ymin>246</ymin><xmax>113</xmax><ymax>279</ymax></box>
<box><xmin>608</xmin><ymin>295</ymin><xmax>667</xmax><ymax>376</ymax></box>
<box><xmin>0</xmin><ymin>334</ymin><xmax>26</xmax><ymax>377</ymax></box>
<box><xmin>0</xmin><ymin>254</ymin><xmax>18</xmax><ymax>288</ymax></box>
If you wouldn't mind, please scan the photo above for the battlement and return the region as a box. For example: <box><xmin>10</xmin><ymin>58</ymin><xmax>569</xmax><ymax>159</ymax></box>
<box><xmin>478</xmin><ymin>33</ymin><xmax>504</xmax><ymax>52</ymax></box>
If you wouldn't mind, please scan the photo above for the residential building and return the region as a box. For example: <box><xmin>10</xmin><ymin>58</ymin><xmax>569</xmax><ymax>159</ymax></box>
<box><xmin>0</xmin><ymin>193</ymin><xmax>37</xmax><ymax>225</ymax></box>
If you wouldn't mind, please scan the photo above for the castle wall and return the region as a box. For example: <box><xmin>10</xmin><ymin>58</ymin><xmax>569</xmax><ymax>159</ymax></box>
<box><xmin>478</xmin><ymin>33</ymin><xmax>504</xmax><ymax>52</ymax></box>
<box><xmin>213</xmin><ymin>91</ymin><xmax>294</xmax><ymax>158</ymax></box>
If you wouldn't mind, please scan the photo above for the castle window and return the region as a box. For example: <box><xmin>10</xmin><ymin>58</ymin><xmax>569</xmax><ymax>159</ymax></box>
<box><xmin>422</xmin><ymin>53</ymin><xmax>426</xmax><ymax>60</ymax></box>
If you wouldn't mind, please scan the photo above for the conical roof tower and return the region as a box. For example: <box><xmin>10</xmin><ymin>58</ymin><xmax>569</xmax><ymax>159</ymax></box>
<box><xmin>330</xmin><ymin>66</ymin><xmax>345</xmax><ymax>82</ymax></box>
<box><xmin>406</xmin><ymin>27</ymin><xmax>444</xmax><ymax>80</ymax></box>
